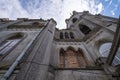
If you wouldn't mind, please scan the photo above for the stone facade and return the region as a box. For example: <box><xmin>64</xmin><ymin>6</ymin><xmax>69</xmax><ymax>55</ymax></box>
<box><xmin>0</xmin><ymin>11</ymin><xmax>120</xmax><ymax>80</ymax></box>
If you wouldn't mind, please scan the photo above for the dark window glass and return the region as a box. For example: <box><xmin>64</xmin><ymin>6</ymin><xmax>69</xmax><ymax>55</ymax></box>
<box><xmin>65</xmin><ymin>32</ymin><xmax>69</xmax><ymax>39</ymax></box>
<box><xmin>0</xmin><ymin>33</ymin><xmax>23</xmax><ymax>55</ymax></box>
<box><xmin>70</xmin><ymin>32</ymin><xmax>74</xmax><ymax>39</ymax></box>
<box><xmin>60</xmin><ymin>32</ymin><xmax>64</xmax><ymax>39</ymax></box>
<box><xmin>79</xmin><ymin>24</ymin><xmax>91</xmax><ymax>35</ymax></box>
<box><xmin>72</xmin><ymin>18</ymin><xmax>77</xmax><ymax>23</ymax></box>
<box><xmin>60</xmin><ymin>48</ymin><xmax>65</xmax><ymax>68</ymax></box>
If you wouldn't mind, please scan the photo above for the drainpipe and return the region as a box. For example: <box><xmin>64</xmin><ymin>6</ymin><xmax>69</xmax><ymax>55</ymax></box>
<box><xmin>1</xmin><ymin>21</ymin><xmax>49</xmax><ymax>80</ymax></box>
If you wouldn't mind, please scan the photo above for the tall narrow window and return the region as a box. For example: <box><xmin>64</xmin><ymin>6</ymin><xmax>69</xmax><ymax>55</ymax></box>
<box><xmin>65</xmin><ymin>32</ymin><xmax>69</xmax><ymax>39</ymax></box>
<box><xmin>79</xmin><ymin>24</ymin><xmax>91</xmax><ymax>35</ymax></box>
<box><xmin>60</xmin><ymin>32</ymin><xmax>64</xmax><ymax>39</ymax></box>
<box><xmin>99</xmin><ymin>43</ymin><xmax>120</xmax><ymax>66</ymax></box>
<box><xmin>0</xmin><ymin>33</ymin><xmax>23</xmax><ymax>55</ymax></box>
<box><xmin>70</xmin><ymin>32</ymin><xmax>74</xmax><ymax>39</ymax></box>
<box><xmin>59</xmin><ymin>47</ymin><xmax>87</xmax><ymax>68</ymax></box>
<box><xmin>77</xmin><ymin>48</ymin><xmax>87</xmax><ymax>68</ymax></box>
<box><xmin>60</xmin><ymin>48</ymin><xmax>65</xmax><ymax>68</ymax></box>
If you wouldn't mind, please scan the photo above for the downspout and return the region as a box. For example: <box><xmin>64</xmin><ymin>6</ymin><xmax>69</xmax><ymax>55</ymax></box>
<box><xmin>1</xmin><ymin>21</ymin><xmax>49</xmax><ymax>80</ymax></box>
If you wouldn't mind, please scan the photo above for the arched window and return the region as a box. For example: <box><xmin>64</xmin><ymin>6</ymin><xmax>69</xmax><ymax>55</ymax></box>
<box><xmin>60</xmin><ymin>48</ymin><xmax>65</xmax><ymax>68</ymax></box>
<box><xmin>70</xmin><ymin>32</ymin><xmax>74</xmax><ymax>39</ymax></box>
<box><xmin>65</xmin><ymin>46</ymin><xmax>79</xmax><ymax>68</ymax></box>
<box><xmin>72</xmin><ymin>18</ymin><xmax>77</xmax><ymax>23</ymax></box>
<box><xmin>0</xmin><ymin>33</ymin><xmax>23</xmax><ymax>55</ymax></box>
<box><xmin>65</xmin><ymin>32</ymin><xmax>69</xmax><ymax>39</ymax></box>
<box><xmin>60</xmin><ymin>32</ymin><xmax>64</xmax><ymax>39</ymax></box>
<box><xmin>77</xmin><ymin>48</ymin><xmax>87</xmax><ymax>67</ymax></box>
<box><xmin>32</xmin><ymin>22</ymin><xmax>45</xmax><ymax>27</ymax></box>
<box><xmin>32</xmin><ymin>22</ymin><xmax>40</xmax><ymax>25</ymax></box>
<box><xmin>99</xmin><ymin>43</ymin><xmax>120</xmax><ymax>66</ymax></box>
<box><xmin>79</xmin><ymin>24</ymin><xmax>91</xmax><ymax>35</ymax></box>
<box><xmin>59</xmin><ymin>47</ymin><xmax>87</xmax><ymax>68</ymax></box>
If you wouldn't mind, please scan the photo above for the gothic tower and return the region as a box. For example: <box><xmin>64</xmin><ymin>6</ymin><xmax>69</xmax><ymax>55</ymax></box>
<box><xmin>0</xmin><ymin>11</ymin><xmax>120</xmax><ymax>80</ymax></box>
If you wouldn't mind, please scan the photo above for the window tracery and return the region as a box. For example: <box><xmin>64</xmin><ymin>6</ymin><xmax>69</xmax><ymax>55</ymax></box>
<box><xmin>99</xmin><ymin>43</ymin><xmax>120</xmax><ymax>66</ymax></box>
<box><xmin>0</xmin><ymin>33</ymin><xmax>23</xmax><ymax>55</ymax></box>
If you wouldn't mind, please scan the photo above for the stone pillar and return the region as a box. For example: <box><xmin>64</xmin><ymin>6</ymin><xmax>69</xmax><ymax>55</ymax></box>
<box><xmin>106</xmin><ymin>18</ymin><xmax>120</xmax><ymax>65</ymax></box>
<box><xmin>15</xmin><ymin>19</ymin><xmax>56</xmax><ymax>80</ymax></box>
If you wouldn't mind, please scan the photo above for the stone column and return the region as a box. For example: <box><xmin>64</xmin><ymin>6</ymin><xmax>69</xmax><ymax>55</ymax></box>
<box><xmin>106</xmin><ymin>18</ymin><xmax>120</xmax><ymax>65</ymax></box>
<box><xmin>15</xmin><ymin>19</ymin><xmax>56</xmax><ymax>80</ymax></box>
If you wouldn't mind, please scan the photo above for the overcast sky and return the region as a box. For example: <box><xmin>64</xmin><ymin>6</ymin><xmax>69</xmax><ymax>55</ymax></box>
<box><xmin>0</xmin><ymin>0</ymin><xmax>120</xmax><ymax>29</ymax></box>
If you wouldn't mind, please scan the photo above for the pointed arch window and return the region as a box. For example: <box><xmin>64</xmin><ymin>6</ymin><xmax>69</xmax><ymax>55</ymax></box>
<box><xmin>70</xmin><ymin>32</ymin><xmax>74</xmax><ymax>39</ymax></box>
<box><xmin>59</xmin><ymin>47</ymin><xmax>87</xmax><ymax>68</ymax></box>
<box><xmin>60</xmin><ymin>48</ymin><xmax>65</xmax><ymax>68</ymax></box>
<box><xmin>65</xmin><ymin>47</ymin><xmax>79</xmax><ymax>68</ymax></box>
<box><xmin>0</xmin><ymin>33</ymin><xmax>23</xmax><ymax>55</ymax></box>
<box><xmin>77</xmin><ymin>48</ymin><xmax>87</xmax><ymax>67</ymax></box>
<box><xmin>79</xmin><ymin>24</ymin><xmax>91</xmax><ymax>35</ymax></box>
<box><xmin>60</xmin><ymin>32</ymin><xmax>64</xmax><ymax>39</ymax></box>
<box><xmin>65</xmin><ymin>32</ymin><xmax>69</xmax><ymax>39</ymax></box>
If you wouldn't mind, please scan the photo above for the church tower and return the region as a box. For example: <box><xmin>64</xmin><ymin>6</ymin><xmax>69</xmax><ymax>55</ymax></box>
<box><xmin>0</xmin><ymin>11</ymin><xmax>120</xmax><ymax>80</ymax></box>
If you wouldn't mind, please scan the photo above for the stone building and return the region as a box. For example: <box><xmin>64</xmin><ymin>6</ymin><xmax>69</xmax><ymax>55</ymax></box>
<box><xmin>0</xmin><ymin>11</ymin><xmax>120</xmax><ymax>80</ymax></box>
